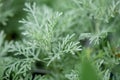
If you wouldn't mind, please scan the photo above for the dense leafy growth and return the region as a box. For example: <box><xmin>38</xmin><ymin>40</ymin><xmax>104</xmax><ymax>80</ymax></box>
<box><xmin>0</xmin><ymin>0</ymin><xmax>120</xmax><ymax>80</ymax></box>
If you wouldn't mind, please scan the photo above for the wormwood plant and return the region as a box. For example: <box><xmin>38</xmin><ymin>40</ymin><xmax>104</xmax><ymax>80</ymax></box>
<box><xmin>0</xmin><ymin>0</ymin><xmax>120</xmax><ymax>80</ymax></box>
<box><xmin>0</xmin><ymin>31</ymin><xmax>13</xmax><ymax>79</ymax></box>
<box><xmin>0</xmin><ymin>2</ymin><xmax>81</xmax><ymax>80</ymax></box>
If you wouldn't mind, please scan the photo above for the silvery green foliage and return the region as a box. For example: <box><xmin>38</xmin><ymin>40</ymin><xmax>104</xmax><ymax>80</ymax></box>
<box><xmin>0</xmin><ymin>31</ymin><xmax>12</xmax><ymax>56</ymax></box>
<box><xmin>0</xmin><ymin>31</ymin><xmax>12</xmax><ymax>79</ymax></box>
<box><xmin>79</xmin><ymin>28</ymin><xmax>111</xmax><ymax>45</ymax></box>
<box><xmin>0</xmin><ymin>31</ymin><xmax>6</xmax><ymax>79</ymax></box>
<box><xmin>0</xmin><ymin>2</ymin><xmax>82</xmax><ymax>79</ymax></box>
<box><xmin>4</xmin><ymin>40</ymin><xmax>41</xmax><ymax>79</ymax></box>
<box><xmin>73</xmin><ymin>0</ymin><xmax>120</xmax><ymax>23</ymax></box>
<box><xmin>72</xmin><ymin>0</ymin><xmax>120</xmax><ymax>46</ymax></box>
<box><xmin>19</xmin><ymin>3</ymin><xmax>81</xmax><ymax>66</ymax></box>
<box><xmin>1</xmin><ymin>0</ymin><xmax>120</xmax><ymax>80</ymax></box>
<box><xmin>46</xmin><ymin>34</ymin><xmax>81</xmax><ymax>66</ymax></box>
<box><xmin>65</xmin><ymin>70</ymin><xmax>79</xmax><ymax>80</ymax></box>
<box><xmin>19</xmin><ymin>3</ymin><xmax>62</xmax><ymax>51</ymax></box>
<box><xmin>103</xmin><ymin>70</ymin><xmax>110</xmax><ymax>80</ymax></box>
<box><xmin>0</xmin><ymin>0</ymin><xmax>14</xmax><ymax>25</ymax></box>
<box><xmin>0</xmin><ymin>0</ymin><xmax>26</xmax><ymax>26</ymax></box>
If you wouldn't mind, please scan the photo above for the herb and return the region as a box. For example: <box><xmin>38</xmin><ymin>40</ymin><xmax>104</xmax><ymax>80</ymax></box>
<box><xmin>0</xmin><ymin>0</ymin><xmax>120</xmax><ymax>80</ymax></box>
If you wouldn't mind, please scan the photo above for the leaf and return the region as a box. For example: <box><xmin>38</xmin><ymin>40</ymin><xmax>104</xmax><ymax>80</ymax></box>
<box><xmin>80</xmin><ymin>56</ymin><xmax>99</xmax><ymax>80</ymax></box>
